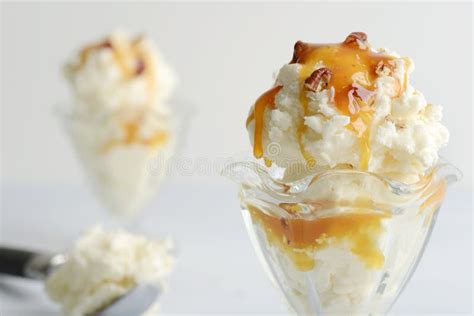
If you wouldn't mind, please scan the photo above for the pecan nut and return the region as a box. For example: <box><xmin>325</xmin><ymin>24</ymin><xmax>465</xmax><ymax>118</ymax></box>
<box><xmin>344</xmin><ymin>32</ymin><xmax>368</xmax><ymax>47</ymax></box>
<box><xmin>304</xmin><ymin>67</ymin><xmax>332</xmax><ymax>92</ymax></box>
<box><xmin>98</xmin><ymin>41</ymin><xmax>112</xmax><ymax>50</ymax></box>
<box><xmin>135</xmin><ymin>58</ymin><xmax>145</xmax><ymax>75</ymax></box>
<box><xmin>375</xmin><ymin>60</ymin><xmax>394</xmax><ymax>76</ymax></box>
<box><xmin>279</xmin><ymin>202</ymin><xmax>300</xmax><ymax>213</ymax></box>
<box><xmin>280</xmin><ymin>218</ymin><xmax>289</xmax><ymax>229</ymax></box>
<box><xmin>290</xmin><ymin>40</ymin><xmax>307</xmax><ymax>64</ymax></box>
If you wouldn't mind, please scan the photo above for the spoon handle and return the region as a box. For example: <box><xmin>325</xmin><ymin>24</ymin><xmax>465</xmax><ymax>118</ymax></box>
<box><xmin>0</xmin><ymin>247</ymin><xmax>37</xmax><ymax>278</ymax></box>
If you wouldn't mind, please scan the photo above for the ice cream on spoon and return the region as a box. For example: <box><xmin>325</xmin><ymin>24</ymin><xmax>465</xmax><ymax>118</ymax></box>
<box><xmin>45</xmin><ymin>226</ymin><xmax>174</xmax><ymax>316</ymax></box>
<box><xmin>0</xmin><ymin>226</ymin><xmax>174</xmax><ymax>316</ymax></box>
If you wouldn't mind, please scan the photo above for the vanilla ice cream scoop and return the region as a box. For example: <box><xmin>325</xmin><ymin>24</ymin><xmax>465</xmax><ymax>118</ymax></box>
<box><xmin>246</xmin><ymin>32</ymin><xmax>448</xmax><ymax>182</ymax></box>
<box><xmin>64</xmin><ymin>30</ymin><xmax>176</xmax><ymax>113</ymax></box>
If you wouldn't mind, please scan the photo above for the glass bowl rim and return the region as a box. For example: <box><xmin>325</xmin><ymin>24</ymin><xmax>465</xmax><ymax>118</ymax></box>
<box><xmin>222</xmin><ymin>158</ymin><xmax>462</xmax><ymax>197</ymax></box>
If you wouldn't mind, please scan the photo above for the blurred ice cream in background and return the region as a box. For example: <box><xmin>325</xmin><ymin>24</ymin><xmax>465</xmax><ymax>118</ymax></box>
<box><xmin>62</xmin><ymin>31</ymin><xmax>177</xmax><ymax>217</ymax></box>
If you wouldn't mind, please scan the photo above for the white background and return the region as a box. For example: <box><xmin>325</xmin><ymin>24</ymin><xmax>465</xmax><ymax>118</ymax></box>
<box><xmin>1</xmin><ymin>2</ymin><xmax>472</xmax><ymax>315</ymax></box>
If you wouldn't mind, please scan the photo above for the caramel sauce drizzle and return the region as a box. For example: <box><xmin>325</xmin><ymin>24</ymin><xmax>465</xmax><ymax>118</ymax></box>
<box><xmin>294</xmin><ymin>37</ymin><xmax>395</xmax><ymax>170</ymax></box>
<box><xmin>247</xmin><ymin>85</ymin><xmax>283</xmax><ymax>160</ymax></box>
<box><xmin>248</xmin><ymin>205</ymin><xmax>389</xmax><ymax>271</ymax></box>
<box><xmin>77</xmin><ymin>35</ymin><xmax>157</xmax><ymax>106</ymax></box>
<box><xmin>102</xmin><ymin>121</ymin><xmax>169</xmax><ymax>153</ymax></box>
<box><xmin>75</xmin><ymin>35</ymin><xmax>164</xmax><ymax>152</ymax></box>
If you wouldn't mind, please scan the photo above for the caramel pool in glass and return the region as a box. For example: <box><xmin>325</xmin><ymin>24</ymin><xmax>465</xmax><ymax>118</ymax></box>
<box><xmin>248</xmin><ymin>204</ymin><xmax>390</xmax><ymax>271</ymax></box>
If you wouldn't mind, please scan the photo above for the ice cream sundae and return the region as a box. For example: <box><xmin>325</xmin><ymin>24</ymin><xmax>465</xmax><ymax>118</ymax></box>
<box><xmin>63</xmin><ymin>31</ymin><xmax>176</xmax><ymax>217</ymax></box>
<box><xmin>226</xmin><ymin>32</ymin><xmax>458</xmax><ymax>314</ymax></box>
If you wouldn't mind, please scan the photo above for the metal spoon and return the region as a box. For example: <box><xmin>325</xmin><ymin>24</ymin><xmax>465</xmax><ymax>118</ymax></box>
<box><xmin>0</xmin><ymin>246</ymin><xmax>160</xmax><ymax>316</ymax></box>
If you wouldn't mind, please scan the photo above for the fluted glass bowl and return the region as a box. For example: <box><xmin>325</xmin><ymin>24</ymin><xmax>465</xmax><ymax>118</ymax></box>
<box><xmin>57</xmin><ymin>98</ymin><xmax>194</xmax><ymax>222</ymax></box>
<box><xmin>223</xmin><ymin>160</ymin><xmax>460</xmax><ymax>315</ymax></box>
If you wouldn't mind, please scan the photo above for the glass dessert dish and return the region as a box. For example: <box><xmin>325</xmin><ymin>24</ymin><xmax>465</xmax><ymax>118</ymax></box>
<box><xmin>57</xmin><ymin>99</ymin><xmax>193</xmax><ymax>223</ymax></box>
<box><xmin>224</xmin><ymin>160</ymin><xmax>460</xmax><ymax>315</ymax></box>
<box><xmin>60</xmin><ymin>107</ymin><xmax>173</xmax><ymax>218</ymax></box>
<box><xmin>225</xmin><ymin>31</ymin><xmax>457</xmax><ymax>315</ymax></box>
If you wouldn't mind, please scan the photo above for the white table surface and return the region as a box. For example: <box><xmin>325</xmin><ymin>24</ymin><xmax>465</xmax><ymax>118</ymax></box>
<box><xmin>0</xmin><ymin>180</ymin><xmax>472</xmax><ymax>315</ymax></box>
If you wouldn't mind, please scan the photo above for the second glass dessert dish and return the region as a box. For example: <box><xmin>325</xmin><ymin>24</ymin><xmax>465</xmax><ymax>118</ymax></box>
<box><xmin>225</xmin><ymin>32</ymin><xmax>460</xmax><ymax>315</ymax></box>
<box><xmin>60</xmin><ymin>31</ymin><xmax>179</xmax><ymax>221</ymax></box>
